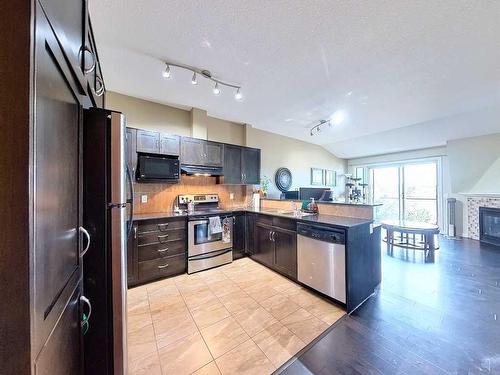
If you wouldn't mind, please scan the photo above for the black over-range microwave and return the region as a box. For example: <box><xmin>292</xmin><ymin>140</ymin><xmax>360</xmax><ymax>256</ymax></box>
<box><xmin>136</xmin><ymin>154</ymin><xmax>180</xmax><ymax>182</ymax></box>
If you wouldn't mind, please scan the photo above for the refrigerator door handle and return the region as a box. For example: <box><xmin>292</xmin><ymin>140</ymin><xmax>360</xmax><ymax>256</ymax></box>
<box><xmin>126</xmin><ymin>164</ymin><xmax>134</xmax><ymax>237</ymax></box>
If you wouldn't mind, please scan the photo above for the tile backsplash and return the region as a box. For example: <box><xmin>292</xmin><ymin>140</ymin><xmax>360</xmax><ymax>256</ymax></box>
<box><xmin>133</xmin><ymin>175</ymin><xmax>253</xmax><ymax>214</ymax></box>
<box><xmin>467</xmin><ymin>196</ymin><xmax>500</xmax><ymax>240</ymax></box>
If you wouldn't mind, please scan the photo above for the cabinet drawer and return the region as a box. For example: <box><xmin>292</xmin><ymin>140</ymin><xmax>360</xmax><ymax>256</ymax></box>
<box><xmin>138</xmin><ymin>218</ymin><xmax>186</xmax><ymax>234</ymax></box>
<box><xmin>138</xmin><ymin>240</ymin><xmax>186</xmax><ymax>262</ymax></box>
<box><xmin>272</xmin><ymin>217</ymin><xmax>296</xmax><ymax>232</ymax></box>
<box><xmin>138</xmin><ymin>254</ymin><xmax>186</xmax><ymax>282</ymax></box>
<box><xmin>256</xmin><ymin>214</ymin><xmax>273</xmax><ymax>226</ymax></box>
<box><xmin>138</xmin><ymin>229</ymin><xmax>185</xmax><ymax>246</ymax></box>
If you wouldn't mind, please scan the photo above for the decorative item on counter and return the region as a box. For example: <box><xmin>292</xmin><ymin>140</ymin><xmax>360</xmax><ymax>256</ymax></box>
<box><xmin>306</xmin><ymin>198</ymin><xmax>319</xmax><ymax>213</ymax></box>
<box><xmin>259</xmin><ymin>175</ymin><xmax>271</xmax><ymax>197</ymax></box>
<box><xmin>252</xmin><ymin>192</ymin><xmax>260</xmax><ymax>210</ymax></box>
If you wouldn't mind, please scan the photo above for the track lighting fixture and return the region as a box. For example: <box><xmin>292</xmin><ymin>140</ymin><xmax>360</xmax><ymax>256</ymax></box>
<box><xmin>310</xmin><ymin>120</ymin><xmax>330</xmax><ymax>136</ymax></box>
<box><xmin>235</xmin><ymin>88</ymin><xmax>243</xmax><ymax>101</ymax></box>
<box><xmin>309</xmin><ymin>111</ymin><xmax>346</xmax><ymax>136</ymax></box>
<box><xmin>213</xmin><ymin>82</ymin><xmax>220</xmax><ymax>95</ymax></box>
<box><xmin>162</xmin><ymin>64</ymin><xmax>171</xmax><ymax>79</ymax></box>
<box><xmin>161</xmin><ymin>60</ymin><xmax>242</xmax><ymax>100</ymax></box>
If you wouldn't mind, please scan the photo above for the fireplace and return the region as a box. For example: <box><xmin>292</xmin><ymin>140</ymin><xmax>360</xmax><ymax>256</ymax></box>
<box><xmin>479</xmin><ymin>207</ymin><xmax>500</xmax><ymax>247</ymax></box>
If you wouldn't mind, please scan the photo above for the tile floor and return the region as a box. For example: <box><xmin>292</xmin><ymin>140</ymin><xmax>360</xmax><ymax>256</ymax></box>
<box><xmin>127</xmin><ymin>257</ymin><xmax>345</xmax><ymax>375</ymax></box>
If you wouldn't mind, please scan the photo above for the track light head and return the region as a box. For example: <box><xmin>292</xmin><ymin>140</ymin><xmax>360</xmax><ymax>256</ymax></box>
<box><xmin>162</xmin><ymin>64</ymin><xmax>171</xmax><ymax>79</ymax></box>
<box><xmin>191</xmin><ymin>72</ymin><xmax>197</xmax><ymax>85</ymax></box>
<box><xmin>235</xmin><ymin>88</ymin><xmax>243</xmax><ymax>101</ymax></box>
<box><xmin>213</xmin><ymin>82</ymin><xmax>221</xmax><ymax>95</ymax></box>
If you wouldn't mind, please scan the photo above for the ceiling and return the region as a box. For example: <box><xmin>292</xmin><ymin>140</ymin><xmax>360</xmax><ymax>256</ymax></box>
<box><xmin>89</xmin><ymin>0</ymin><xmax>500</xmax><ymax>159</ymax></box>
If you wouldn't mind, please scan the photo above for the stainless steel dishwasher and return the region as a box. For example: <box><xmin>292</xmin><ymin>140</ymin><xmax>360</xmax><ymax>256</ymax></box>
<box><xmin>297</xmin><ymin>223</ymin><xmax>346</xmax><ymax>303</ymax></box>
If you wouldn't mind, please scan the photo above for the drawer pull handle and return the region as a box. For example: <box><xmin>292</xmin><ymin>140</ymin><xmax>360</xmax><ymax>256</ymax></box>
<box><xmin>158</xmin><ymin>223</ymin><xmax>169</xmax><ymax>231</ymax></box>
<box><xmin>158</xmin><ymin>234</ymin><xmax>169</xmax><ymax>243</ymax></box>
<box><xmin>158</xmin><ymin>248</ymin><xmax>169</xmax><ymax>253</ymax></box>
<box><xmin>158</xmin><ymin>263</ymin><xmax>169</xmax><ymax>269</ymax></box>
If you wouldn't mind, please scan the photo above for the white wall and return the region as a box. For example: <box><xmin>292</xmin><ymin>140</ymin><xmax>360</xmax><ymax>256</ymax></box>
<box><xmin>246</xmin><ymin>126</ymin><xmax>347</xmax><ymax>198</ymax></box>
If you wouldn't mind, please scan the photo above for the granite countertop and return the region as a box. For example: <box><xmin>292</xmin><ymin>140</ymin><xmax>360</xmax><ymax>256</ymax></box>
<box><xmin>134</xmin><ymin>208</ymin><xmax>373</xmax><ymax>228</ymax></box>
<box><xmin>262</xmin><ymin>198</ymin><xmax>382</xmax><ymax>207</ymax></box>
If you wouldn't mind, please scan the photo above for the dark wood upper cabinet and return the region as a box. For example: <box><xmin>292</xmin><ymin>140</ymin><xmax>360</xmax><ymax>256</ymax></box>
<box><xmin>136</xmin><ymin>129</ymin><xmax>160</xmax><ymax>154</ymax></box>
<box><xmin>223</xmin><ymin>144</ymin><xmax>243</xmax><ymax>184</ymax></box>
<box><xmin>181</xmin><ymin>137</ymin><xmax>205</xmax><ymax>165</ymax></box>
<box><xmin>160</xmin><ymin>134</ymin><xmax>180</xmax><ymax>155</ymax></box>
<box><xmin>39</xmin><ymin>0</ymin><xmax>86</xmax><ymax>89</ymax></box>
<box><xmin>273</xmin><ymin>228</ymin><xmax>297</xmax><ymax>278</ymax></box>
<box><xmin>180</xmin><ymin>137</ymin><xmax>223</xmax><ymax>167</ymax></box>
<box><xmin>242</xmin><ymin>147</ymin><xmax>261</xmax><ymax>184</ymax></box>
<box><xmin>223</xmin><ymin>145</ymin><xmax>260</xmax><ymax>185</ymax></box>
<box><xmin>206</xmin><ymin>141</ymin><xmax>223</xmax><ymax>166</ymax></box>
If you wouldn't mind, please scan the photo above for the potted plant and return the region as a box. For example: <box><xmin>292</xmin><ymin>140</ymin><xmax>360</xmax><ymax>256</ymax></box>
<box><xmin>260</xmin><ymin>176</ymin><xmax>271</xmax><ymax>197</ymax></box>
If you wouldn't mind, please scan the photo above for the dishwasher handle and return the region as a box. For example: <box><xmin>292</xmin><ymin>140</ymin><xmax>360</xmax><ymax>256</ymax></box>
<box><xmin>297</xmin><ymin>223</ymin><xmax>345</xmax><ymax>244</ymax></box>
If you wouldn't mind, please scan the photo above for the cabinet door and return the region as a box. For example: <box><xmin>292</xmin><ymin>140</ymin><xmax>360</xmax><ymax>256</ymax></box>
<box><xmin>181</xmin><ymin>137</ymin><xmax>206</xmax><ymax>165</ymax></box>
<box><xmin>206</xmin><ymin>141</ymin><xmax>223</xmax><ymax>167</ymax></box>
<box><xmin>35</xmin><ymin>285</ymin><xmax>82</xmax><ymax>375</ymax></box>
<box><xmin>160</xmin><ymin>134</ymin><xmax>180</xmax><ymax>155</ymax></box>
<box><xmin>127</xmin><ymin>223</ymin><xmax>138</xmax><ymax>286</ymax></box>
<box><xmin>233</xmin><ymin>214</ymin><xmax>246</xmax><ymax>259</ymax></box>
<box><xmin>242</xmin><ymin>148</ymin><xmax>261</xmax><ymax>184</ymax></box>
<box><xmin>34</xmin><ymin>4</ymin><xmax>83</xmax><ymax>359</ymax></box>
<box><xmin>137</xmin><ymin>129</ymin><xmax>160</xmax><ymax>154</ymax></box>
<box><xmin>273</xmin><ymin>228</ymin><xmax>297</xmax><ymax>278</ymax></box>
<box><xmin>39</xmin><ymin>0</ymin><xmax>86</xmax><ymax>90</ymax></box>
<box><xmin>245</xmin><ymin>213</ymin><xmax>256</xmax><ymax>255</ymax></box>
<box><xmin>126</xmin><ymin>128</ymin><xmax>137</xmax><ymax>177</ymax></box>
<box><xmin>223</xmin><ymin>145</ymin><xmax>243</xmax><ymax>184</ymax></box>
<box><xmin>254</xmin><ymin>224</ymin><xmax>274</xmax><ymax>267</ymax></box>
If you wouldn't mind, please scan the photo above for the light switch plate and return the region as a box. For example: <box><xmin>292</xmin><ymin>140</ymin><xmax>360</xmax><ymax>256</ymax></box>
<box><xmin>370</xmin><ymin>223</ymin><xmax>374</xmax><ymax>234</ymax></box>
<box><xmin>141</xmin><ymin>194</ymin><xmax>148</xmax><ymax>203</ymax></box>
<box><xmin>229</xmin><ymin>193</ymin><xmax>234</xmax><ymax>200</ymax></box>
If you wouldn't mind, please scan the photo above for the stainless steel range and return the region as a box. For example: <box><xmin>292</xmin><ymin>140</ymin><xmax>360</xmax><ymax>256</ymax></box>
<box><xmin>177</xmin><ymin>194</ymin><xmax>233</xmax><ymax>273</ymax></box>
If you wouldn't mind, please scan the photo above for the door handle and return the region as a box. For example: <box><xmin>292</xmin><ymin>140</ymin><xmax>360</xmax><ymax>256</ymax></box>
<box><xmin>80</xmin><ymin>295</ymin><xmax>92</xmax><ymax>322</ymax></box>
<box><xmin>158</xmin><ymin>263</ymin><xmax>170</xmax><ymax>269</ymax></box>
<box><xmin>158</xmin><ymin>247</ymin><xmax>169</xmax><ymax>254</ymax></box>
<box><xmin>79</xmin><ymin>226</ymin><xmax>91</xmax><ymax>256</ymax></box>
<box><xmin>158</xmin><ymin>234</ymin><xmax>169</xmax><ymax>243</ymax></box>
<box><xmin>272</xmin><ymin>231</ymin><xmax>276</xmax><ymax>242</ymax></box>
<box><xmin>158</xmin><ymin>223</ymin><xmax>169</xmax><ymax>231</ymax></box>
<box><xmin>269</xmin><ymin>230</ymin><xmax>273</xmax><ymax>241</ymax></box>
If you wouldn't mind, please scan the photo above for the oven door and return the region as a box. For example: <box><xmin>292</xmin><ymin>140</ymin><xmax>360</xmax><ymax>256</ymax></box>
<box><xmin>188</xmin><ymin>217</ymin><xmax>233</xmax><ymax>257</ymax></box>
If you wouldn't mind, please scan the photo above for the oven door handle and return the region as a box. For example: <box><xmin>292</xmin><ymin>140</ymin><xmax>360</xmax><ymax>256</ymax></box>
<box><xmin>190</xmin><ymin>220</ymin><xmax>209</xmax><ymax>226</ymax></box>
<box><xmin>189</xmin><ymin>248</ymin><xmax>232</xmax><ymax>261</ymax></box>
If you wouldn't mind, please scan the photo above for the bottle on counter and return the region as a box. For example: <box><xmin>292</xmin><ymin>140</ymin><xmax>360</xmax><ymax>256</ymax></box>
<box><xmin>307</xmin><ymin>198</ymin><xmax>318</xmax><ymax>213</ymax></box>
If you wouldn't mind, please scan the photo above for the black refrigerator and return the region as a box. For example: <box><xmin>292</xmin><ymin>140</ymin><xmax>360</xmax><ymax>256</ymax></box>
<box><xmin>83</xmin><ymin>108</ymin><xmax>133</xmax><ymax>375</ymax></box>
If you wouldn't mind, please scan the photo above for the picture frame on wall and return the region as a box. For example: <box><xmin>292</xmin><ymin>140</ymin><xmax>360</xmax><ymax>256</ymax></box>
<box><xmin>324</xmin><ymin>169</ymin><xmax>337</xmax><ymax>186</ymax></box>
<box><xmin>310</xmin><ymin>168</ymin><xmax>324</xmax><ymax>185</ymax></box>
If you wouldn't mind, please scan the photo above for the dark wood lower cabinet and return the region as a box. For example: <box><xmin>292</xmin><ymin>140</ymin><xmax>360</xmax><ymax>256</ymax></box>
<box><xmin>128</xmin><ymin>218</ymin><xmax>187</xmax><ymax>287</ymax></box>
<box><xmin>233</xmin><ymin>213</ymin><xmax>246</xmax><ymax>259</ymax></box>
<box><xmin>245</xmin><ymin>213</ymin><xmax>256</xmax><ymax>255</ymax></box>
<box><xmin>273</xmin><ymin>228</ymin><xmax>297</xmax><ymax>278</ymax></box>
<box><xmin>252</xmin><ymin>219</ymin><xmax>297</xmax><ymax>279</ymax></box>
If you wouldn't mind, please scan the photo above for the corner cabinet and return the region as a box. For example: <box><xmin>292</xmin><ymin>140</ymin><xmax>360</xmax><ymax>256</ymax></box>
<box><xmin>223</xmin><ymin>145</ymin><xmax>261</xmax><ymax>184</ymax></box>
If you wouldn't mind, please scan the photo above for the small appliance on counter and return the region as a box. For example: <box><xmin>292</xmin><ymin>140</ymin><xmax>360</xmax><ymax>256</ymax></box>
<box><xmin>176</xmin><ymin>194</ymin><xmax>234</xmax><ymax>273</ymax></box>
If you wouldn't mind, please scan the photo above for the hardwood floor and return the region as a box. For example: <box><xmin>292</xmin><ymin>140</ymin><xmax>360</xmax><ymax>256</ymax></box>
<box><xmin>279</xmin><ymin>237</ymin><xmax>500</xmax><ymax>374</ymax></box>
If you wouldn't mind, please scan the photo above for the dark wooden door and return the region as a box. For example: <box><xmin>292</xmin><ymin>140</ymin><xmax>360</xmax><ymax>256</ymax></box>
<box><xmin>33</xmin><ymin>4</ymin><xmax>83</xmax><ymax>371</ymax></box>
<box><xmin>137</xmin><ymin>129</ymin><xmax>160</xmax><ymax>154</ymax></box>
<box><xmin>206</xmin><ymin>141</ymin><xmax>223</xmax><ymax>166</ymax></box>
<box><xmin>39</xmin><ymin>0</ymin><xmax>86</xmax><ymax>90</ymax></box>
<box><xmin>242</xmin><ymin>147</ymin><xmax>261</xmax><ymax>184</ymax></box>
<box><xmin>181</xmin><ymin>137</ymin><xmax>206</xmax><ymax>165</ymax></box>
<box><xmin>223</xmin><ymin>145</ymin><xmax>242</xmax><ymax>184</ymax></box>
<box><xmin>160</xmin><ymin>134</ymin><xmax>180</xmax><ymax>155</ymax></box>
<box><xmin>126</xmin><ymin>127</ymin><xmax>137</xmax><ymax>177</ymax></box>
<box><xmin>233</xmin><ymin>214</ymin><xmax>246</xmax><ymax>259</ymax></box>
<box><xmin>254</xmin><ymin>224</ymin><xmax>274</xmax><ymax>267</ymax></box>
<box><xmin>273</xmin><ymin>228</ymin><xmax>297</xmax><ymax>278</ymax></box>
<box><xmin>246</xmin><ymin>213</ymin><xmax>256</xmax><ymax>255</ymax></box>
<box><xmin>127</xmin><ymin>222</ymin><xmax>138</xmax><ymax>286</ymax></box>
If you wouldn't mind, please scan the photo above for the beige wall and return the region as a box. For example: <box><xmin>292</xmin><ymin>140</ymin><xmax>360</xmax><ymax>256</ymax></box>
<box><xmin>246</xmin><ymin>126</ymin><xmax>347</xmax><ymax>199</ymax></box>
<box><xmin>206</xmin><ymin>115</ymin><xmax>245</xmax><ymax>146</ymax></box>
<box><xmin>106</xmin><ymin>92</ymin><xmax>191</xmax><ymax>135</ymax></box>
